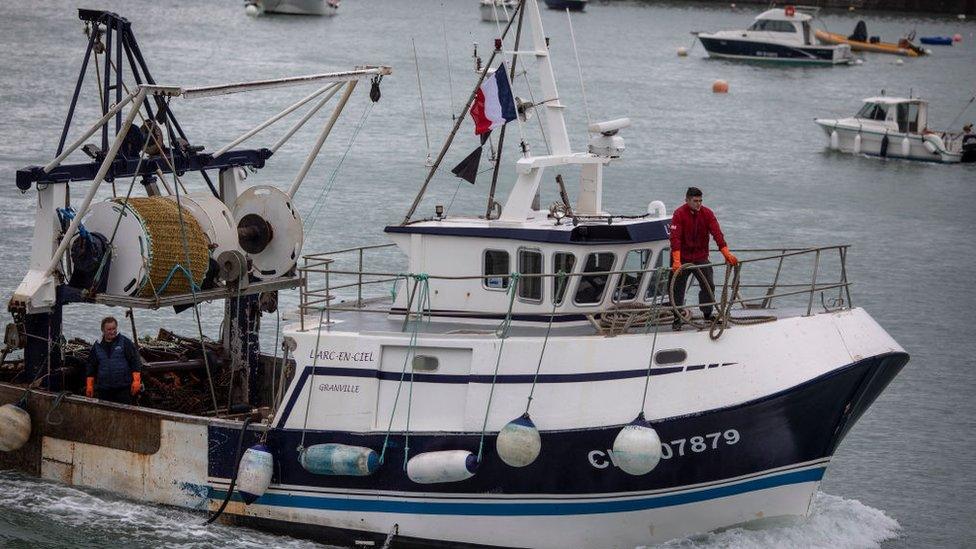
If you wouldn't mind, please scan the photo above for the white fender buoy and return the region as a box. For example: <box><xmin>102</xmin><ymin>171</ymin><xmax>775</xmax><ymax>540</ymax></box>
<box><xmin>901</xmin><ymin>136</ymin><xmax>911</xmax><ymax>157</ymax></box>
<box><xmin>0</xmin><ymin>403</ymin><xmax>31</xmax><ymax>452</ymax></box>
<box><xmin>611</xmin><ymin>418</ymin><xmax>662</xmax><ymax>476</ymax></box>
<box><xmin>300</xmin><ymin>443</ymin><xmax>379</xmax><ymax>476</ymax></box>
<box><xmin>853</xmin><ymin>133</ymin><xmax>862</xmax><ymax>154</ymax></box>
<box><xmin>237</xmin><ymin>444</ymin><xmax>273</xmax><ymax>504</ymax></box>
<box><xmin>407</xmin><ymin>450</ymin><xmax>478</xmax><ymax>484</ymax></box>
<box><xmin>830</xmin><ymin>130</ymin><xmax>840</xmax><ymax>150</ymax></box>
<box><xmin>676</xmin><ymin>47</ymin><xmax>688</xmax><ymax>57</ymax></box>
<box><xmin>895</xmin><ymin>58</ymin><xmax>904</xmax><ymax>65</ymax></box>
<box><xmin>496</xmin><ymin>414</ymin><xmax>541</xmax><ymax>468</ymax></box>
<box><xmin>923</xmin><ymin>134</ymin><xmax>941</xmax><ymax>154</ymax></box>
<box><xmin>245</xmin><ymin>3</ymin><xmax>260</xmax><ymax>16</ymax></box>
<box><xmin>854</xmin><ymin>58</ymin><xmax>864</xmax><ymax>65</ymax></box>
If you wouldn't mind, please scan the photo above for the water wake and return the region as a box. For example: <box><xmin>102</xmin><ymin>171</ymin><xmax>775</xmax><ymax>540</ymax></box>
<box><xmin>0</xmin><ymin>471</ymin><xmax>334</xmax><ymax>548</ymax></box>
<box><xmin>653</xmin><ymin>491</ymin><xmax>901</xmax><ymax>549</ymax></box>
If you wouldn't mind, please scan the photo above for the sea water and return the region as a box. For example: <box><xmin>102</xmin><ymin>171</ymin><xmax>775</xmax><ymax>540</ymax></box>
<box><xmin>1</xmin><ymin>0</ymin><xmax>974</xmax><ymax>546</ymax></box>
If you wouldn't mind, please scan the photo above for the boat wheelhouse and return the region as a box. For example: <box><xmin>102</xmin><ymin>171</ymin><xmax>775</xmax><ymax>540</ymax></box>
<box><xmin>696</xmin><ymin>6</ymin><xmax>853</xmax><ymax>64</ymax></box>
<box><xmin>815</xmin><ymin>96</ymin><xmax>974</xmax><ymax>163</ymax></box>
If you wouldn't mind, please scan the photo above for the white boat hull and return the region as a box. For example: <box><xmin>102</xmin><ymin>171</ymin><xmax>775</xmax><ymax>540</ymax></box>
<box><xmin>816</xmin><ymin>120</ymin><xmax>962</xmax><ymax>163</ymax></box>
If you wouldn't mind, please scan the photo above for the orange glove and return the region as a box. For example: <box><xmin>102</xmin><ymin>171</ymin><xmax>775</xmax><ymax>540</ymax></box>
<box><xmin>671</xmin><ymin>250</ymin><xmax>681</xmax><ymax>273</ymax></box>
<box><xmin>720</xmin><ymin>246</ymin><xmax>738</xmax><ymax>266</ymax></box>
<box><xmin>130</xmin><ymin>372</ymin><xmax>142</xmax><ymax>397</ymax></box>
<box><xmin>85</xmin><ymin>377</ymin><xmax>95</xmax><ymax>398</ymax></box>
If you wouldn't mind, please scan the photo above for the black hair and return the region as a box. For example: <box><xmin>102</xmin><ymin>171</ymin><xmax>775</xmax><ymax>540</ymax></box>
<box><xmin>686</xmin><ymin>187</ymin><xmax>703</xmax><ymax>198</ymax></box>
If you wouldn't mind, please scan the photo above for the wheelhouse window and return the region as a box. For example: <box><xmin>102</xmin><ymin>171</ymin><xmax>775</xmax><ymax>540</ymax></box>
<box><xmin>897</xmin><ymin>102</ymin><xmax>920</xmax><ymax>133</ymax></box>
<box><xmin>748</xmin><ymin>19</ymin><xmax>796</xmax><ymax>32</ymax></box>
<box><xmin>574</xmin><ymin>252</ymin><xmax>615</xmax><ymax>305</ymax></box>
<box><xmin>645</xmin><ymin>247</ymin><xmax>670</xmax><ymax>301</ymax></box>
<box><xmin>613</xmin><ymin>249</ymin><xmax>651</xmax><ymax>302</ymax></box>
<box><xmin>517</xmin><ymin>248</ymin><xmax>543</xmax><ymax>302</ymax></box>
<box><xmin>483</xmin><ymin>249</ymin><xmax>510</xmax><ymax>290</ymax></box>
<box><xmin>552</xmin><ymin>252</ymin><xmax>576</xmax><ymax>305</ymax></box>
<box><xmin>855</xmin><ymin>102</ymin><xmax>889</xmax><ymax>121</ymax></box>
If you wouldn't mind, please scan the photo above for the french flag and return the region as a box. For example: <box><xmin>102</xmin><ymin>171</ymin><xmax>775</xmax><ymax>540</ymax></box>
<box><xmin>470</xmin><ymin>63</ymin><xmax>517</xmax><ymax>135</ymax></box>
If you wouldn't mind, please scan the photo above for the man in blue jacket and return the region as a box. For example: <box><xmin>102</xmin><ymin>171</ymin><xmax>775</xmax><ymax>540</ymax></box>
<box><xmin>85</xmin><ymin>316</ymin><xmax>142</xmax><ymax>404</ymax></box>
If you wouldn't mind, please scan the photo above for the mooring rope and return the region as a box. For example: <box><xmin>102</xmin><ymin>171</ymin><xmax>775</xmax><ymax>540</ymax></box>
<box><xmin>477</xmin><ymin>272</ymin><xmax>520</xmax><ymax>461</ymax></box>
<box><xmin>298</xmin><ymin>307</ymin><xmax>327</xmax><ymax>452</ymax></box>
<box><xmin>378</xmin><ymin>273</ymin><xmax>431</xmax><ymax>466</ymax></box>
<box><xmin>524</xmin><ymin>271</ymin><xmax>564</xmax><ymax>415</ymax></box>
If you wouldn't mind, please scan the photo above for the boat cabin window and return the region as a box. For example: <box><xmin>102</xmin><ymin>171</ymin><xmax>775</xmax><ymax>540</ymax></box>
<box><xmin>645</xmin><ymin>247</ymin><xmax>670</xmax><ymax>301</ymax></box>
<box><xmin>613</xmin><ymin>249</ymin><xmax>651</xmax><ymax>302</ymax></box>
<box><xmin>748</xmin><ymin>19</ymin><xmax>796</xmax><ymax>33</ymax></box>
<box><xmin>517</xmin><ymin>248</ymin><xmax>543</xmax><ymax>302</ymax></box>
<box><xmin>897</xmin><ymin>102</ymin><xmax>920</xmax><ymax>133</ymax></box>
<box><xmin>552</xmin><ymin>252</ymin><xmax>576</xmax><ymax>305</ymax></box>
<box><xmin>855</xmin><ymin>102</ymin><xmax>889</xmax><ymax>121</ymax></box>
<box><xmin>483</xmin><ymin>249</ymin><xmax>510</xmax><ymax>290</ymax></box>
<box><xmin>802</xmin><ymin>21</ymin><xmax>812</xmax><ymax>44</ymax></box>
<box><xmin>574</xmin><ymin>252</ymin><xmax>615</xmax><ymax>305</ymax></box>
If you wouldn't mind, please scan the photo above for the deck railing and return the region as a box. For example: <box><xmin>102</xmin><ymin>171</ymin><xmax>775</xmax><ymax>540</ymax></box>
<box><xmin>297</xmin><ymin>244</ymin><xmax>853</xmax><ymax>336</ymax></box>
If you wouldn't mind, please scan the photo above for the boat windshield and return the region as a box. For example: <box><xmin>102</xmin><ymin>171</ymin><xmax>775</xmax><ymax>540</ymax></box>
<box><xmin>855</xmin><ymin>102</ymin><xmax>889</xmax><ymax>121</ymax></box>
<box><xmin>897</xmin><ymin>102</ymin><xmax>920</xmax><ymax>133</ymax></box>
<box><xmin>748</xmin><ymin>19</ymin><xmax>796</xmax><ymax>32</ymax></box>
<box><xmin>802</xmin><ymin>21</ymin><xmax>812</xmax><ymax>44</ymax></box>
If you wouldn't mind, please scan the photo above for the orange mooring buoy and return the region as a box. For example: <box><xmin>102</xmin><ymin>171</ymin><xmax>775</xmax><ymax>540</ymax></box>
<box><xmin>712</xmin><ymin>79</ymin><xmax>729</xmax><ymax>93</ymax></box>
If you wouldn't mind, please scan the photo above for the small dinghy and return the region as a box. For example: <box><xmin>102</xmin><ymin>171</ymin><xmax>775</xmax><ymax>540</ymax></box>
<box><xmin>920</xmin><ymin>36</ymin><xmax>953</xmax><ymax>46</ymax></box>
<box><xmin>480</xmin><ymin>0</ymin><xmax>518</xmax><ymax>22</ymax></box>
<box><xmin>815</xmin><ymin>21</ymin><xmax>925</xmax><ymax>56</ymax></box>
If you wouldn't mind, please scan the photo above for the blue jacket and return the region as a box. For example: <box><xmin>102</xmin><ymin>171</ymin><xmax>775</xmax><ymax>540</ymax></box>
<box><xmin>86</xmin><ymin>334</ymin><xmax>142</xmax><ymax>389</ymax></box>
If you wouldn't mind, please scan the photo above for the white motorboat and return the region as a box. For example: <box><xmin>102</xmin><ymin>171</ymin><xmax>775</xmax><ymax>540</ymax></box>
<box><xmin>815</xmin><ymin>96</ymin><xmax>974</xmax><ymax>163</ymax></box>
<box><xmin>0</xmin><ymin>3</ymin><xmax>908</xmax><ymax>549</ymax></box>
<box><xmin>245</xmin><ymin>0</ymin><xmax>339</xmax><ymax>17</ymax></box>
<box><xmin>696</xmin><ymin>6</ymin><xmax>853</xmax><ymax>64</ymax></box>
<box><xmin>481</xmin><ymin>0</ymin><xmax>518</xmax><ymax>22</ymax></box>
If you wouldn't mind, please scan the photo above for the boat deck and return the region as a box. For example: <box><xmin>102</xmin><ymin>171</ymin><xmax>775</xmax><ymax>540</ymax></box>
<box><xmin>287</xmin><ymin>294</ymin><xmax>815</xmax><ymax>338</ymax></box>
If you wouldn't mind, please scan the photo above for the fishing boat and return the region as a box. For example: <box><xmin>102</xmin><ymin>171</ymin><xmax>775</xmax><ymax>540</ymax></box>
<box><xmin>544</xmin><ymin>0</ymin><xmax>587</xmax><ymax>11</ymax></box>
<box><xmin>815</xmin><ymin>21</ymin><xmax>925</xmax><ymax>57</ymax></box>
<box><xmin>481</xmin><ymin>0</ymin><xmax>518</xmax><ymax>22</ymax></box>
<box><xmin>245</xmin><ymin>0</ymin><xmax>339</xmax><ymax>17</ymax></box>
<box><xmin>696</xmin><ymin>6</ymin><xmax>854</xmax><ymax>64</ymax></box>
<box><xmin>0</xmin><ymin>3</ymin><xmax>909</xmax><ymax>548</ymax></box>
<box><xmin>815</xmin><ymin>96</ymin><xmax>975</xmax><ymax>163</ymax></box>
<box><xmin>920</xmin><ymin>36</ymin><xmax>953</xmax><ymax>46</ymax></box>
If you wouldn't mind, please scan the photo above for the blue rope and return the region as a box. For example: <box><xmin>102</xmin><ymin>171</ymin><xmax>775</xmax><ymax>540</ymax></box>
<box><xmin>477</xmin><ymin>272</ymin><xmax>520</xmax><ymax>461</ymax></box>
<box><xmin>155</xmin><ymin>263</ymin><xmax>202</xmax><ymax>295</ymax></box>
<box><xmin>56</xmin><ymin>207</ymin><xmax>92</xmax><ymax>242</ymax></box>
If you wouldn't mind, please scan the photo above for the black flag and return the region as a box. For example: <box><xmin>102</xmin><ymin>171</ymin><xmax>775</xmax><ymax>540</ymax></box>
<box><xmin>451</xmin><ymin>132</ymin><xmax>491</xmax><ymax>184</ymax></box>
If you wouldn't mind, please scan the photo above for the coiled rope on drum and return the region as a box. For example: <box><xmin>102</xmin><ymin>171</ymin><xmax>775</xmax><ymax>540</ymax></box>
<box><xmin>477</xmin><ymin>272</ymin><xmax>520</xmax><ymax>462</ymax></box>
<box><xmin>378</xmin><ymin>273</ymin><xmax>431</xmax><ymax>467</ymax></box>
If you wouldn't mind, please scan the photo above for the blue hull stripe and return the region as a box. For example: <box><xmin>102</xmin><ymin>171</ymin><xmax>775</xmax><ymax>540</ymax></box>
<box><xmin>209</xmin><ymin>467</ymin><xmax>824</xmax><ymax>516</ymax></box>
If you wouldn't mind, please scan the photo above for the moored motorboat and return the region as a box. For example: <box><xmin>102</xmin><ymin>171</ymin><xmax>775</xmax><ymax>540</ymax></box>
<box><xmin>815</xmin><ymin>96</ymin><xmax>974</xmax><ymax>163</ymax></box>
<box><xmin>544</xmin><ymin>0</ymin><xmax>587</xmax><ymax>11</ymax></box>
<box><xmin>481</xmin><ymin>0</ymin><xmax>518</xmax><ymax>22</ymax></box>
<box><xmin>245</xmin><ymin>0</ymin><xmax>339</xmax><ymax>17</ymax></box>
<box><xmin>815</xmin><ymin>21</ymin><xmax>925</xmax><ymax>57</ymax></box>
<box><xmin>696</xmin><ymin>6</ymin><xmax>853</xmax><ymax>64</ymax></box>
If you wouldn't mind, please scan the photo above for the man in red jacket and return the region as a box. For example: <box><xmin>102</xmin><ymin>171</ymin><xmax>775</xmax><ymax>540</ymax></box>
<box><xmin>668</xmin><ymin>187</ymin><xmax>737</xmax><ymax>330</ymax></box>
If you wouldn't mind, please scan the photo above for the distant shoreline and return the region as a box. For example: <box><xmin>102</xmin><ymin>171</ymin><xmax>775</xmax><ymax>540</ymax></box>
<box><xmin>645</xmin><ymin>0</ymin><xmax>976</xmax><ymax>15</ymax></box>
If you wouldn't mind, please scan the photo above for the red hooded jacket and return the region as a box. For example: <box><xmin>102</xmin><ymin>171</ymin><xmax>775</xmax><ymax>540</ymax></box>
<box><xmin>668</xmin><ymin>204</ymin><xmax>727</xmax><ymax>263</ymax></box>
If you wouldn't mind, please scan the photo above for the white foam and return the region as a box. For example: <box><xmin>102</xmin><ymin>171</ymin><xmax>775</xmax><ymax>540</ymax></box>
<box><xmin>0</xmin><ymin>471</ymin><xmax>336</xmax><ymax>548</ymax></box>
<box><xmin>652</xmin><ymin>491</ymin><xmax>901</xmax><ymax>549</ymax></box>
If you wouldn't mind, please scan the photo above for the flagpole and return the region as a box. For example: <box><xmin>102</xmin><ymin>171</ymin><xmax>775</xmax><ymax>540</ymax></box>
<box><xmin>401</xmin><ymin>0</ymin><xmax>525</xmax><ymax>225</ymax></box>
<box><xmin>485</xmin><ymin>0</ymin><xmax>526</xmax><ymax>220</ymax></box>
